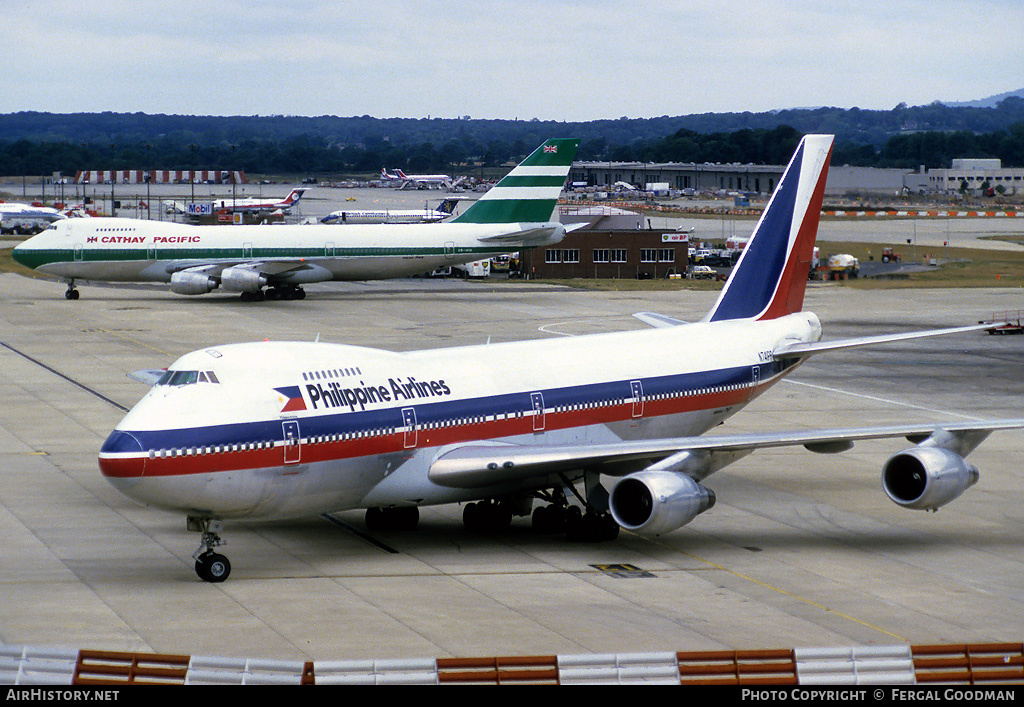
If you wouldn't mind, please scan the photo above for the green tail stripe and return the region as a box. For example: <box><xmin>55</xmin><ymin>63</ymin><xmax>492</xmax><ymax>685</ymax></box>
<box><xmin>452</xmin><ymin>138</ymin><xmax>580</xmax><ymax>224</ymax></box>
<box><xmin>448</xmin><ymin>199</ymin><xmax>560</xmax><ymax>224</ymax></box>
<box><xmin>517</xmin><ymin>138</ymin><xmax>580</xmax><ymax>167</ymax></box>
<box><xmin>495</xmin><ymin>175</ymin><xmax>572</xmax><ymax>188</ymax></box>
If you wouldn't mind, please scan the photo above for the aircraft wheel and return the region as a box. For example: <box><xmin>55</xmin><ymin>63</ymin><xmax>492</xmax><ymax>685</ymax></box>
<box><xmin>532</xmin><ymin>504</ymin><xmax>566</xmax><ymax>533</ymax></box>
<box><xmin>464</xmin><ymin>501</ymin><xmax>512</xmax><ymax>532</ymax></box>
<box><xmin>294</xmin><ymin>288</ymin><xmax>306</xmax><ymax>300</ymax></box>
<box><xmin>195</xmin><ymin>551</ymin><xmax>231</xmax><ymax>582</ymax></box>
<box><xmin>65</xmin><ymin>289</ymin><xmax>79</xmax><ymax>300</ymax></box>
<box><xmin>566</xmin><ymin>512</ymin><xmax>619</xmax><ymax>542</ymax></box>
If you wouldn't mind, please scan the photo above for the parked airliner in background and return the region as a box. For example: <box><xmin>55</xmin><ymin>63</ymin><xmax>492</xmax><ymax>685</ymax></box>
<box><xmin>320</xmin><ymin>197</ymin><xmax>463</xmax><ymax>225</ymax></box>
<box><xmin>209</xmin><ymin>187</ymin><xmax>307</xmax><ymax>215</ymax></box>
<box><xmin>12</xmin><ymin>139</ymin><xmax>578</xmax><ymax>300</ymax></box>
<box><xmin>0</xmin><ymin>202</ymin><xmax>66</xmax><ymax>234</ymax></box>
<box><xmin>96</xmin><ymin>134</ymin><xmax>1023</xmax><ymax>582</ymax></box>
<box><xmin>382</xmin><ymin>167</ymin><xmax>464</xmax><ymax>189</ymax></box>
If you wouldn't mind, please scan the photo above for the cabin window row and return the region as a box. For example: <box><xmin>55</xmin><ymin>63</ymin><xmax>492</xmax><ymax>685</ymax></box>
<box><xmin>302</xmin><ymin>367</ymin><xmax>363</xmax><ymax>381</ymax></box>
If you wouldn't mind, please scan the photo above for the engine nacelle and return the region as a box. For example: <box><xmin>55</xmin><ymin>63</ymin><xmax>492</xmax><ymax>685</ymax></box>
<box><xmin>220</xmin><ymin>267</ymin><xmax>267</xmax><ymax>293</ymax></box>
<box><xmin>170</xmin><ymin>270</ymin><xmax>217</xmax><ymax>295</ymax></box>
<box><xmin>609</xmin><ymin>471</ymin><xmax>715</xmax><ymax>536</ymax></box>
<box><xmin>882</xmin><ymin>446</ymin><xmax>979</xmax><ymax>511</ymax></box>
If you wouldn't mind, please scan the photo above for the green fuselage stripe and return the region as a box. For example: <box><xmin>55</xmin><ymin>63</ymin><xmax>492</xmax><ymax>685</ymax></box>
<box><xmin>14</xmin><ymin>244</ymin><xmax>510</xmax><ymax>270</ymax></box>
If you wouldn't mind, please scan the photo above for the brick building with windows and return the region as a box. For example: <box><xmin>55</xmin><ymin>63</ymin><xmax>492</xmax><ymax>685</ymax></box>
<box><xmin>519</xmin><ymin>229</ymin><xmax>689</xmax><ymax>279</ymax></box>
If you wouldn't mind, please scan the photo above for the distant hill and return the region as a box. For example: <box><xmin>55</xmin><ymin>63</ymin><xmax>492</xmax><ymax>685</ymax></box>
<box><xmin>941</xmin><ymin>88</ymin><xmax>1024</xmax><ymax>109</ymax></box>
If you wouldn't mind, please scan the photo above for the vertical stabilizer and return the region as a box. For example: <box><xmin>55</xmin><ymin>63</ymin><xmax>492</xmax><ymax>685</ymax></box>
<box><xmin>704</xmin><ymin>134</ymin><xmax>834</xmax><ymax>322</ymax></box>
<box><xmin>451</xmin><ymin>138</ymin><xmax>580</xmax><ymax>224</ymax></box>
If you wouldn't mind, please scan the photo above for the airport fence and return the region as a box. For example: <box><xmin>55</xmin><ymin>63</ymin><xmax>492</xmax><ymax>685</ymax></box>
<box><xmin>2</xmin><ymin>641</ymin><xmax>1022</xmax><ymax>685</ymax></box>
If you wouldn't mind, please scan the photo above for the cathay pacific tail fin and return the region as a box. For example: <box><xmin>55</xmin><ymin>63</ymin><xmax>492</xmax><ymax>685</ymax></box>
<box><xmin>451</xmin><ymin>138</ymin><xmax>580</xmax><ymax>224</ymax></box>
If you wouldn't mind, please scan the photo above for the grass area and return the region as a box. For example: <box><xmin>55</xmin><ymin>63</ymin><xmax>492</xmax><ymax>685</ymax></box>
<box><xmin>530</xmin><ymin>240</ymin><xmax>1024</xmax><ymax>291</ymax></box>
<box><xmin>0</xmin><ymin>245</ymin><xmax>37</xmax><ymax>279</ymax></box>
<box><xmin>526</xmin><ymin>277</ymin><xmax>720</xmax><ymax>292</ymax></box>
<box><xmin>818</xmin><ymin>241</ymin><xmax>1024</xmax><ymax>289</ymax></box>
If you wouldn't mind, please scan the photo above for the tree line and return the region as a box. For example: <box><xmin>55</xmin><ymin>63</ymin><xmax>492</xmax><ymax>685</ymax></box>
<box><xmin>2</xmin><ymin>100</ymin><xmax>1024</xmax><ymax>178</ymax></box>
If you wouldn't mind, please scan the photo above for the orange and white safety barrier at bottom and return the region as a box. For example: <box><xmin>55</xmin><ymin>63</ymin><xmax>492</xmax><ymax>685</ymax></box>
<box><xmin>2</xmin><ymin>641</ymin><xmax>1022</xmax><ymax>685</ymax></box>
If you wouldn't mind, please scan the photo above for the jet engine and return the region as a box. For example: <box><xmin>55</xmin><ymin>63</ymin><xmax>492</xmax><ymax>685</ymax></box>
<box><xmin>609</xmin><ymin>470</ymin><xmax>715</xmax><ymax>536</ymax></box>
<box><xmin>170</xmin><ymin>271</ymin><xmax>217</xmax><ymax>295</ymax></box>
<box><xmin>220</xmin><ymin>267</ymin><xmax>267</xmax><ymax>293</ymax></box>
<box><xmin>881</xmin><ymin>446</ymin><xmax>979</xmax><ymax>511</ymax></box>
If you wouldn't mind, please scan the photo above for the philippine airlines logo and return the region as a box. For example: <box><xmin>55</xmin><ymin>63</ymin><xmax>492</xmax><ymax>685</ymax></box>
<box><xmin>274</xmin><ymin>386</ymin><xmax>307</xmax><ymax>412</ymax></box>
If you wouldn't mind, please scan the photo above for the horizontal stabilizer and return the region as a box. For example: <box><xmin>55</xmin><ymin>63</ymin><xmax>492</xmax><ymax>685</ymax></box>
<box><xmin>476</xmin><ymin>224</ymin><xmax>566</xmax><ymax>244</ymax></box>
<box><xmin>633</xmin><ymin>312</ymin><xmax>690</xmax><ymax>328</ymax></box>
<box><xmin>774</xmin><ymin>322</ymin><xmax>1000</xmax><ymax>359</ymax></box>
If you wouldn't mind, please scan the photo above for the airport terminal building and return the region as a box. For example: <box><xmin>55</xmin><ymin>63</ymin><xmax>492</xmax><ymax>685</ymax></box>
<box><xmin>569</xmin><ymin>160</ymin><xmax>1023</xmax><ymax>198</ymax></box>
<box><xmin>909</xmin><ymin>158</ymin><xmax>1024</xmax><ymax>196</ymax></box>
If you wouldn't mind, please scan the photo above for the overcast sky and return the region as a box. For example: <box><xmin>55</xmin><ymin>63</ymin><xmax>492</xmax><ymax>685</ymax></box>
<box><xmin>5</xmin><ymin>0</ymin><xmax>1023</xmax><ymax>121</ymax></box>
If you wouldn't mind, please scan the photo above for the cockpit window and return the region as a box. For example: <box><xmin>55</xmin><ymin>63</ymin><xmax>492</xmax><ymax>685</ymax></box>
<box><xmin>156</xmin><ymin>370</ymin><xmax>219</xmax><ymax>386</ymax></box>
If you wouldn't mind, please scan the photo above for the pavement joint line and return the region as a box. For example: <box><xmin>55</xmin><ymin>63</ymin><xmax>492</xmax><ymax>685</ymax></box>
<box><xmin>0</xmin><ymin>341</ymin><xmax>129</xmax><ymax>413</ymax></box>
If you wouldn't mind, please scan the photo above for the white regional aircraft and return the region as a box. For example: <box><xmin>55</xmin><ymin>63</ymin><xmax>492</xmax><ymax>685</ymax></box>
<box><xmin>98</xmin><ymin>135</ymin><xmax>1024</xmax><ymax>582</ymax></box>
<box><xmin>320</xmin><ymin>197</ymin><xmax>462</xmax><ymax>225</ymax></box>
<box><xmin>12</xmin><ymin>139</ymin><xmax>578</xmax><ymax>300</ymax></box>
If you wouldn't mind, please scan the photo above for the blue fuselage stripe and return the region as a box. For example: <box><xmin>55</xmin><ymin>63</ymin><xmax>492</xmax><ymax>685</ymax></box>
<box><xmin>102</xmin><ymin>361</ymin><xmax>793</xmax><ymax>455</ymax></box>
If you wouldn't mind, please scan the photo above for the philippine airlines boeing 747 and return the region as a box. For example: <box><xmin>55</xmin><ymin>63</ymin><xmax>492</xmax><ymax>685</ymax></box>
<box><xmin>98</xmin><ymin>135</ymin><xmax>1023</xmax><ymax>582</ymax></box>
<box><xmin>12</xmin><ymin>139</ymin><xmax>578</xmax><ymax>300</ymax></box>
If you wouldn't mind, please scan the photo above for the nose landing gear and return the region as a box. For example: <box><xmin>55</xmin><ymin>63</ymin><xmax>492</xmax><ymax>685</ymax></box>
<box><xmin>188</xmin><ymin>516</ymin><xmax>231</xmax><ymax>582</ymax></box>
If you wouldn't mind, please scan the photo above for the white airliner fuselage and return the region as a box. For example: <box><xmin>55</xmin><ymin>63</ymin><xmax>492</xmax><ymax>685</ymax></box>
<box><xmin>19</xmin><ymin>217</ymin><xmax>563</xmax><ymax>284</ymax></box>
<box><xmin>12</xmin><ymin>138</ymin><xmax>580</xmax><ymax>300</ymax></box>
<box><xmin>100</xmin><ymin>312</ymin><xmax>820</xmax><ymax>519</ymax></box>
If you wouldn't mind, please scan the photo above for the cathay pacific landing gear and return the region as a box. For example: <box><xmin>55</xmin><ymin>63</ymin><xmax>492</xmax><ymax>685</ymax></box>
<box><xmin>264</xmin><ymin>286</ymin><xmax>306</xmax><ymax>301</ymax></box>
<box><xmin>188</xmin><ymin>516</ymin><xmax>231</xmax><ymax>582</ymax></box>
<box><xmin>64</xmin><ymin>280</ymin><xmax>79</xmax><ymax>300</ymax></box>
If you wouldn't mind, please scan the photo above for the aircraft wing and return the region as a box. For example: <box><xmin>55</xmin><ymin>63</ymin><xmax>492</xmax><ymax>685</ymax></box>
<box><xmin>169</xmin><ymin>260</ymin><xmax>318</xmax><ymax>276</ymax></box>
<box><xmin>128</xmin><ymin>369</ymin><xmax>166</xmax><ymax>385</ymax></box>
<box><xmin>427</xmin><ymin>419</ymin><xmax>1024</xmax><ymax>489</ymax></box>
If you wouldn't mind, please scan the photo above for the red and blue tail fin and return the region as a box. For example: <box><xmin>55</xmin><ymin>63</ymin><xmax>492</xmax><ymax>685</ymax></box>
<box><xmin>704</xmin><ymin>134</ymin><xmax>834</xmax><ymax>322</ymax></box>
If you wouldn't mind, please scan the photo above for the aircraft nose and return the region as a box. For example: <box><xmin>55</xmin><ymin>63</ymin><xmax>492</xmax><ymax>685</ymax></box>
<box><xmin>98</xmin><ymin>429</ymin><xmax>147</xmax><ymax>479</ymax></box>
<box><xmin>11</xmin><ymin>241</ymin><xmax>30</xmax><ymax>267</ymax></box>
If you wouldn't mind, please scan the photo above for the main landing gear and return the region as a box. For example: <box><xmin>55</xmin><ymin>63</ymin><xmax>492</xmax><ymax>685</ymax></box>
<box><xmin>64</xmin><ymin>280</ymin><xmax>79</xmax><ymax>300</ymax></box>
<box><xmin>530</xmin><ymin>488</ymin><xmax>620</xmax><ymax>542</ymax></box>
<box><xmin>238</xmin><ymin>286</ymin><xmax>306</xmax><ymax>302</ymax></box>
<box><xmin>188</xmin><ymin>516</ymin><xmax>231</xmax><ymax>582</ymax></box>
<box><xmin>463</xmin><ymin>478</ymin><xmax>620</xmax><ymax>542</ymax></box>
